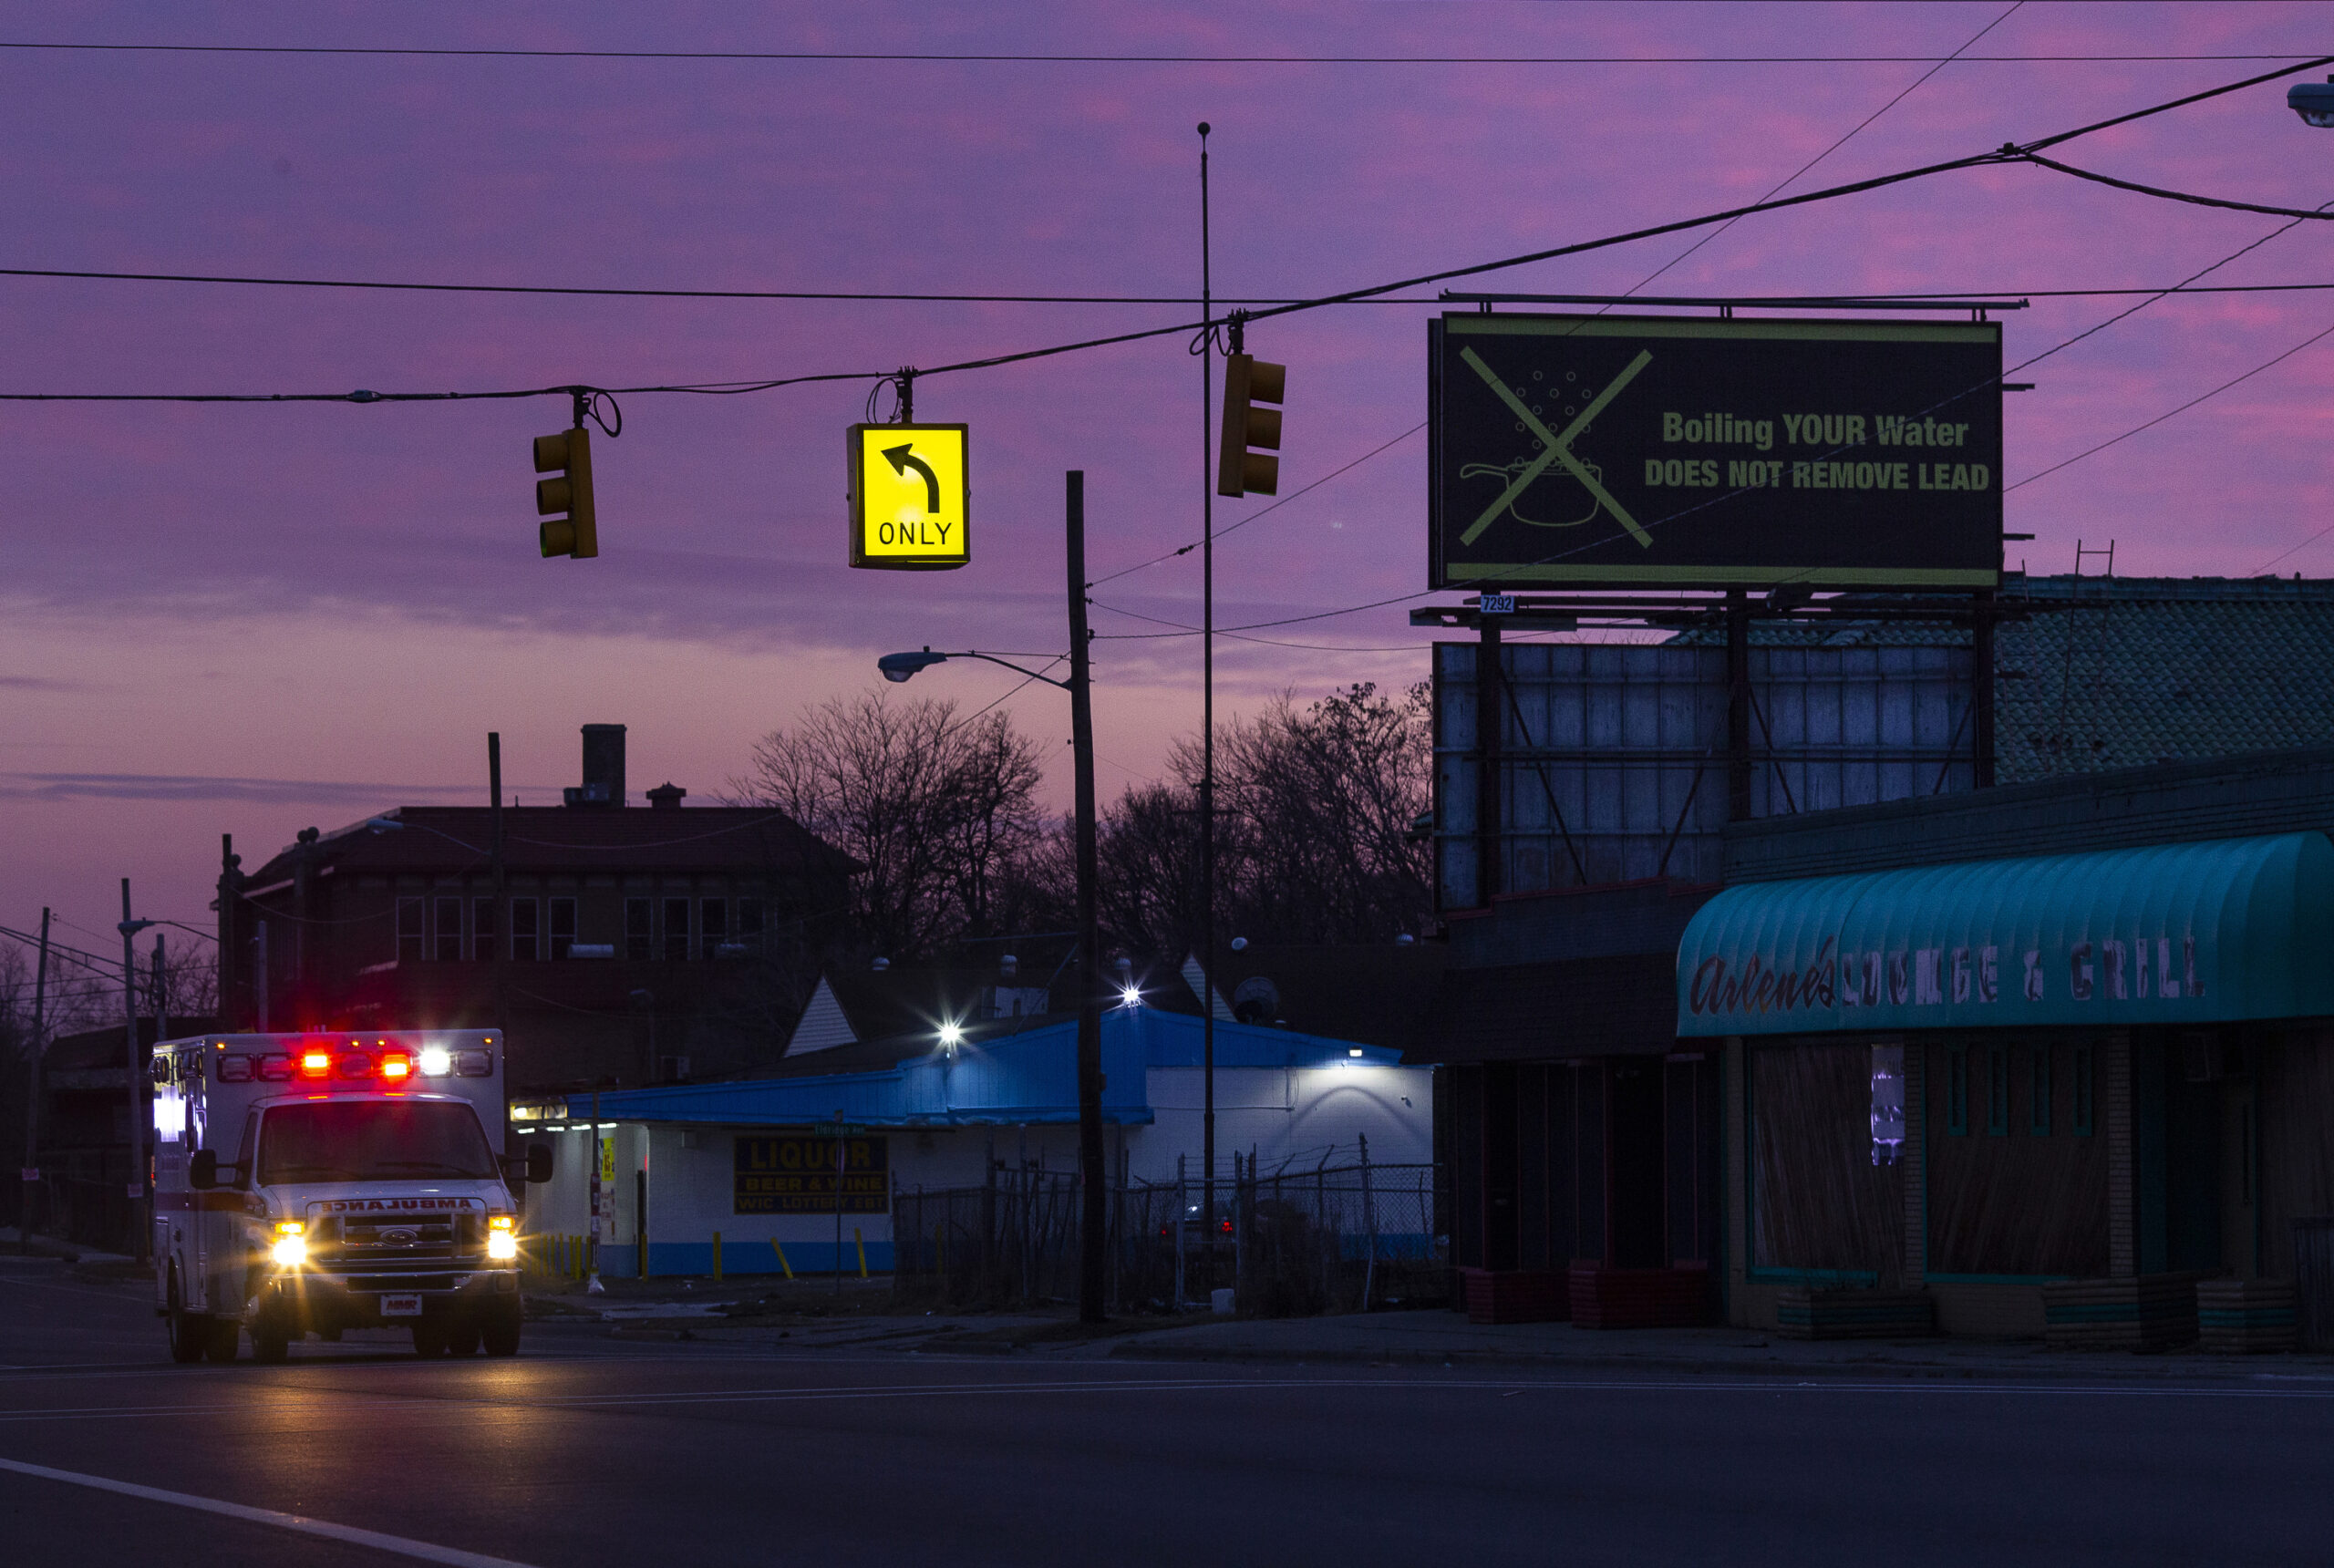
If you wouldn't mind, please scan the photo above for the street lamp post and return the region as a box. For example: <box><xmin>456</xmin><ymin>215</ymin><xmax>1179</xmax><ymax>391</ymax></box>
<box><xmin>879</xmin><ymin>469</ymin><xmax>1108</xmax><ymax>1323</ymax></box>
<box><xmin>118</xmin><ymin>879</ymin><xmax>156</xmax><ymax>1260</ymax></box>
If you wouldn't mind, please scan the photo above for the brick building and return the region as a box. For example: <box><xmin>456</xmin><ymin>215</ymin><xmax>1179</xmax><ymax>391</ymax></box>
<box><xmin>214</xmin><ymin>725</ymin><xmax>855</xmax><ymax>1095</ymax></box>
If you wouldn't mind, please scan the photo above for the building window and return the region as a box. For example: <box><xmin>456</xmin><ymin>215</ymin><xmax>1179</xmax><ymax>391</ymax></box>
<box><xmin>1987</xmin><ymin>1044</ymin><xmax>2009</xmax><ymax>1136</ymax></box>
<box><xmin>701</xmin><ymin>899</ymin><xmax>728</xmax><ymax>959</ymax></box>
<box><xmin>2072</xmin><ymin>1045</ymin><xmax>2094</xmax><ymax>1136</ymax></box>
<box><xmin>663</xmin><ymin>897</ymin><xmax>691</xmax><ymax>962</ymax></box>
<box><xmin>625</xmin><ymin>898</ymin><xmax>652</xmax><ymax>962</ymax></box>
<box><xmin>434</xmin><ymin>896</ymin><xmax>463</xmax><ymax>963</ymax></box>
<box><xmin>2029</xmin><ymin>1045</ymin><xmax>2051</xmax><ymax>1136</ymax></box>
<box><xmin>396</xmin><ymin>898</ymin><xmax>423</xmax><ymax>964</ymax></box>
<box><xmin>1946</xmin><ymin>1045</ymin><xmax>1968</xmax><ymax>1136</ymax></box>
<box><xmin>473</xmin><ymin>898</ymin><xmax>498</xmax><ymax>964</ymax></box>
<box><xmin>549</xmin><ymin>897</ymin><xmax>576</xmax><ymax>961</ymax></box>
<box><xmin>510</xmin><ymin>898</ymin><xmax>539</xmax><ymax>963</ymax></box>
<box><xmin>737</xmin><ymin>897</ymin><xmax>765</xmax><ymax>953</ymax></box>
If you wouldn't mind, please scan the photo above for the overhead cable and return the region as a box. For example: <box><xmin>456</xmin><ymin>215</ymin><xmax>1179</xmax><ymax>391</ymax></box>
<box><xmin>0</xmin><ymin>56</ymin><xmax>2323</xmax><ymax>409</ymax></box>
<box><xmin>0</xmin><ymin>42</ymin><xmax>2318</xmax><ymax>65</ymax></box>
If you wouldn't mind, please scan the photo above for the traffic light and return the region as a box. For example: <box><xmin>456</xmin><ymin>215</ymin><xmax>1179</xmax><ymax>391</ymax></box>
<box><xmin>1216</xmin><ymin>352</ymin><xmax>1285</xmax><ymax>498</ymax></box>
<box><xmin>533</xmin><ymin>427</ymin><xmax>596</xmax><ymax>559</ymax></box>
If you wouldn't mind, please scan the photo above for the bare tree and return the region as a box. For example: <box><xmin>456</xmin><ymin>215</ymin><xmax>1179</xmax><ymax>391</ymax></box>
<box><xmin>1090</xmin><ymin>681</ymin><xmax>1433</xmax><ymax>960</ymax></box>
<box><xmin>733</xmin><ymin>692</ymin><xmax>1048</xmax><ymax>961</ymax></box>
<box><xmin>1210</xmin><ymin>681</ymin><xmax>1433</xmax><ymax>944</ymax></box>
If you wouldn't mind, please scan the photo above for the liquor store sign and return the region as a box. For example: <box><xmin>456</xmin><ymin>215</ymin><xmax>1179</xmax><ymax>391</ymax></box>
<box><xmin>733</xmin><ymin>1132</ymin><xmax>890</xmax><ymax>1215</ymax></box>
<box><xmin>1429</xmin><ymin>313</ymin><xmax>2002</xmax><ymax>589</ymax></box>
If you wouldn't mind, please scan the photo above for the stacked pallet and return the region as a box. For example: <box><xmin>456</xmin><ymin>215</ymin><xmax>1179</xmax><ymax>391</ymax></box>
<box><xmin>1459</xmin><ymin>1267</ymin><xmax>1569</xmax><ymax>1325</ymax></box>
<box><xmin>2196</xmin><ymin>1279</ymin><xmax>2297</xmax><ymax>1353</ymax></box>
<box><xmin>1570</xmin><ymin>1261</ymin><xmax>1714</xmax><ymax>1329</ymax></box>
<box><xmin>2042</xmin><ymin>1273</ymin><xmax>2202</xmax><ymax>1351</ymax></box>
<box><xmin>1774</xmin><ymin>1286</ymin><xmax>1936</xmax><ymax>1340</ymax></box>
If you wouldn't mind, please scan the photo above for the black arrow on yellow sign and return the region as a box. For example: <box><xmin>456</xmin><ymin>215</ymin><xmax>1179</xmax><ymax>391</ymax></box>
<box><xmin>883</xmin><ymin>444</ymin><xmax>942</xmax><ymax>514</ymax></box>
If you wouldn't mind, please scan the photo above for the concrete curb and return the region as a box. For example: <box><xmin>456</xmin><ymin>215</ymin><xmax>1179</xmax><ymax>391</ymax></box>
<box><xmin>1104</xmin><ymin>1336</ymin><xmax>2334</xmax><ymax>1385</ymax></box>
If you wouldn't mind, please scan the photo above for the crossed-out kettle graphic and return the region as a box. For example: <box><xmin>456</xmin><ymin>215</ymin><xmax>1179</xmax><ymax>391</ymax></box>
<box><xmin>1458</xmin><ymin>347</ymin><xmax>1653</xmax><ymax>547</ymax></box>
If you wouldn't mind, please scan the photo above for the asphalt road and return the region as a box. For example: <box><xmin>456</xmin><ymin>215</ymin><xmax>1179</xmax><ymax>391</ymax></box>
<box><xmin>3</xmin><ymin>1252</ymin><xmax>2331</xmax><ymax>1567</ymax></box>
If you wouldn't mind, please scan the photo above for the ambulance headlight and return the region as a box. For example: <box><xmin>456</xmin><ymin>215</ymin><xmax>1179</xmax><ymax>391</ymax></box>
<box><xmin>418</xmin><ymin>1046</ymin><xmax>453</xmax><ymax>1077</ymax></box>
<box><xmin>486</xmin><ymin>1231</ymin><xmax>519</xmax><ymax>1261</ymax></box>
<box><xmin>271</xmin><ymin>1221</ymin><xmax>306</xmax><ymax>1267</ymax></box>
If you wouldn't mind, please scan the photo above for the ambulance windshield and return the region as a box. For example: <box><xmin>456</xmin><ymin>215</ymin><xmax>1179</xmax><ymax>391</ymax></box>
<box><xmin>256</xmin><ymin>1101</ymin><xmax>500</xmax><ymax>1184</ymax></box>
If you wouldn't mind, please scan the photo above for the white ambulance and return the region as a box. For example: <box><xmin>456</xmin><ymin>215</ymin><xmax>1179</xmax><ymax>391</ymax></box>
<box><xmin>150</xmin><ymin>1030</ymin><xmax>550</xmax><ymax>1363</ymax></box>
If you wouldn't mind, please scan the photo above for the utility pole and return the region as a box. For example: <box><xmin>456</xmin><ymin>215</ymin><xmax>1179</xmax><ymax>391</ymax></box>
<box><xmin>118</xmin><ymin>880</ymin><xmax>155</xmax><ymax>1258</ymax></box>
<box><xmin>253</xmin><ymin>922</ymin><xmax>270</xmax><ymax>1033</ymax></box>
<box><xmin>152</xmin><ymin>934</ymin><xmax>169</xmax><ymax>1047</ymax></box>
<box><xmin>18</xmin><ymin>907</ymin><xmax>49</xmax><ymax>1253</ymax></box>
<box><xmin>490</xmin><ymin>732</ymin><xmax>509</xmax><ymax>1040</ymax></box>
<box><xmin>1197</xmin><ymin>119</ymin><xmax>1220</xmax><ymax>1295</ymax></box>
<box><xmin>1068</xmin><ymin>470</ymin><xmax>1106</xmax><ymax>1323</ymax></box>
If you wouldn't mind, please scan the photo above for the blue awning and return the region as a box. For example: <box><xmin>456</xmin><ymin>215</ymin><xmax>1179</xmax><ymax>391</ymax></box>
<box><xmin>1676</xmin><ymin>831</ymin><xmax>2334</xmax><ymax>1036</ymax></box>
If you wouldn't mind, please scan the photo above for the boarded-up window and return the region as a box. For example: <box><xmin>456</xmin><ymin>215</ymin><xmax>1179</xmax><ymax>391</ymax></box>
<box><xmin>2261</xmin><ymin>1030</ymin><xmax>2334</xmax><ymax>1280</ymax></box>
<box><xmin>1926</xmin><ymin>1039</ymin><xmax>2108</xmax><ymax>1277</ymax></box>
<box><xmin>1750</xmin><ymin>1042</ymin><xmax>1904</xmax><ymax>1277</ymax></box>
<box><xmin>396</xmin><ymin>898</ymin><xmax>423</xmax><ymax>964</ymax></box>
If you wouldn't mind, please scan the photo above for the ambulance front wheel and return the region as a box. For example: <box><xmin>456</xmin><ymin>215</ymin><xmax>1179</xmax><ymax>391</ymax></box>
<box><xmin>164</xmin><ymin>1269</ymin><xmax>205</xmax><ymax>1365</ymax></box>
<box><xmin>481</xmin><ymin>1299</ymin><xmax>522</xmax><ymax>1357</ymax></box>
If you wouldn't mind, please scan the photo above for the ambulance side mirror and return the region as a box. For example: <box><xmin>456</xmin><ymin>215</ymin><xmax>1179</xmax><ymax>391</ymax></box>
<box><xmin>525</xmin><ymin>1145</ymin><xmax>553</xmax><ymax>1184</ymax></box>
<box><xmin>189</xmin><ymin>1150</ymin><xmax>219</xmax><ymax>1190</ymax></box>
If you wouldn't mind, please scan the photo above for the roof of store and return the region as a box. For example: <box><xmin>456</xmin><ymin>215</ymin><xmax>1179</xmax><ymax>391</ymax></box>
<box><xmin>566</xmin><ymin>1006</ymin><xmax>1407</xmax><ymax>1129</ymax></box>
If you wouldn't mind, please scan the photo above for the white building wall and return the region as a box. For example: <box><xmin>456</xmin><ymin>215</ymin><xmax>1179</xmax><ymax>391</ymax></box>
<box><xmin>521</xmin><ymin>1059</ymin><xmax>1433</xmax><ymax>1277</ymax></box>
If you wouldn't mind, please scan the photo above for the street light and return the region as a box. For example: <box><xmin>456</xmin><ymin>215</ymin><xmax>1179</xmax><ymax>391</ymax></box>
<box><xmin>878</xmin><ymin>648</ymin><xmax>951</xmax><ymax>683</ymax></box>
<box><xmin>2291</xmin><ymin>77</ymin><xmax>2334</xmax><ymax>128</ymax></box>
<box><xmin>876</xmin><ymin>468</ymin><xmax>1109</xmax><ymax>1325</ymax></box>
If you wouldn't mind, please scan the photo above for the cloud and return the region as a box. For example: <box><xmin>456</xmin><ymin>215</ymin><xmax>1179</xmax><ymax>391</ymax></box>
<box><xmin>0</xmin><ymin>772</ymin><xmax>557</xmax><ymax>805</ymax></box>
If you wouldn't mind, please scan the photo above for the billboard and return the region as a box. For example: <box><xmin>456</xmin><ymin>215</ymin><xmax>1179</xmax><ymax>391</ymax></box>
<box><xmin>733</xmin><ymin>1132</ymin><xmax>890</xmax><ymax>1215</ymax></box>
<box><xmin>1430</xmin><ymin>314</ymin><xmax>2002</xmax><ymax>590</ymax></box>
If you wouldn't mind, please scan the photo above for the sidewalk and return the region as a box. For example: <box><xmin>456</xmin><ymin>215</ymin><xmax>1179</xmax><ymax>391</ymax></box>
<box><xmin>1098</xmin><ymin>1309</ymin><xmax>2334</xmax><ymax>1384</ymax></box>
<box><xmin>517</xmin><ymin>1273</ymin><xmax>2334</xmax><ymax>1382</ymax></box>
<box><xmin>0</xmin><ymin>1227</ymin><xmax>132</xmax><ymax>1266</ymax></box>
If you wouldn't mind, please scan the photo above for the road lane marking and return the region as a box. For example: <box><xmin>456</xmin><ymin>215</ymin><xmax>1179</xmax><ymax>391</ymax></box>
<box><xmin>3</xmin><ymin>1373</ymin><xmax>2333</xmax><ymax>1428</ymax></box>
<box><xmin>0</xmin><ymin>1455</ymin><xmax>544</xmax><ymax>1567</ymax></box>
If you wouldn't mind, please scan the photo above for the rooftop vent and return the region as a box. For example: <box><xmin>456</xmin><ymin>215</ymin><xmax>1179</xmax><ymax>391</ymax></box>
<box><xmin>646</xmin><ymin>781</ymin><xmax>687</xmax><ymax>811</ymax></box>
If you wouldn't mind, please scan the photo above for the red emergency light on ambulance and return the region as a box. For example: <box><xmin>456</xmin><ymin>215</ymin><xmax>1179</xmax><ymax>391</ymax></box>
<box><xmin>149</xmin><ymin>1030</ymin><xmax>552</xmax><ymax>1364</ymax></box>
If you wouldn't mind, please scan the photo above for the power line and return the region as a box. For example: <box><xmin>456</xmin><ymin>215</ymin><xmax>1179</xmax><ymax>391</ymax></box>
<box><xmin>1095</xmin><ymin>8</ymin><xmax>2004</xmax><ymax>596</ymax></box>
<box><xmin>7</xmin><ymin>259</ymin><xmax>2331</xmax><ymax>311</ymax></box>
<box><xmin>2019</xmin><ymin>312</ymin><xmax>2334</xmax><ymax>500</ymax></box>
<box><xmin>0</xmin><ymin>42</ymin><xmax>2317</xmax><ymax>65</ymax></box>
<box><xmin>0</xmin><ymin>56</ymin><xmax>2319</xmax><ymax>420</ymax></box>
<box><xmin>0</xmin><ymin>266</ymin><xmax>1446</xmax><ymax>305</ymax></box>
<box><xmin>1090</xmin><ymin>422</ymin><xmax>1425</xmax><ymax>587</ymax></box>
<box><xmin>1624</xmin><ymin>2</ymin><xmax>2026</xmax><ymax>301</ymax></box>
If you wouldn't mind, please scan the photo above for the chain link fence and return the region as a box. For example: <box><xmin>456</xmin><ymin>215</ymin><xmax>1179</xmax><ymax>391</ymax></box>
<box><xmin>25</xmin><ymin>1173</ymin><xmax>136</xmax><ymax>1253</ymax></box>
<box><xmin>893</xmin><ymin>1148</ymin><xmax>1446</xmax><ymax>1316</ymax></box>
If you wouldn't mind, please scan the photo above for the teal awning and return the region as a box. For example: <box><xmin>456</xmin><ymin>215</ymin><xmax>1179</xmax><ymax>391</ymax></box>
<box><xmin>1677</xmin><ymin>832</ymin><xmax>2334</xmax><ymax>1036</ymax></box>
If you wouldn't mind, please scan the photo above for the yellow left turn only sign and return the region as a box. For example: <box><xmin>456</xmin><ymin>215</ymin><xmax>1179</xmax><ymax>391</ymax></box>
<box><xmin>849</xmin><ymin>423</ymin><xmax>970</xmax><ymax>570</ymax></box>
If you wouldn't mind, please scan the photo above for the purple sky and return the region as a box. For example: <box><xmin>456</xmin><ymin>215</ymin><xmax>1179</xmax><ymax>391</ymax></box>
<box><xmin>5</xmin><ymin>1</ymin><xmax>2334</xmax><ymax>966</ymax></box>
